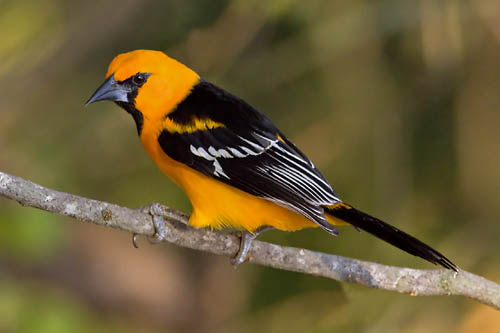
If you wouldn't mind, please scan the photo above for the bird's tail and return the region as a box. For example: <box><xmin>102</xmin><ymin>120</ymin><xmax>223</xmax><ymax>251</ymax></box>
<box><xmin>323</xmin><ymin>203</ymin><xmax>457</xmax><ymax>271</ymax></box>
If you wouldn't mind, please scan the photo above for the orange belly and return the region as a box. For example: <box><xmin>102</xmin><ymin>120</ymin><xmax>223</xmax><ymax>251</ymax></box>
<box><xmin>140</xmin><ymin>131</ymin><xmax>347</xmax><ymax>233</ymax></box>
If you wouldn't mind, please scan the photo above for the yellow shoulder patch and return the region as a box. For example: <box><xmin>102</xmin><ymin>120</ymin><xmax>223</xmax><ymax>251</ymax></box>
<box><xmin>163</xmin><ymin>117</ymin><xmax>225</xmax><ymax>134</ymax></box>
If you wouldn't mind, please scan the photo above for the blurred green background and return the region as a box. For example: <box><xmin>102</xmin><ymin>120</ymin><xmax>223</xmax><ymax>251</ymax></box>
<box><xmin>1</xmin><ymin>0</ymin><xmax>500</xmax><ymax>332</ymax></box>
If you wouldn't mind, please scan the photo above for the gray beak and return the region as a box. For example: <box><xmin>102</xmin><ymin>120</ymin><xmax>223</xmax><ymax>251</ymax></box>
<box><xmin>86</xmin><ymin>74</ymin><xmax>130</xmax><ymax>106</ymax></box>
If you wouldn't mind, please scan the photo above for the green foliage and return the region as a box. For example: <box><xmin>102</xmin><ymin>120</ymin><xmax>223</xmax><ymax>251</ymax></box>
<box><xmin>0</xmin><ymin>208</ymin><xmax>65</xmax><ymax>262</ymax></box>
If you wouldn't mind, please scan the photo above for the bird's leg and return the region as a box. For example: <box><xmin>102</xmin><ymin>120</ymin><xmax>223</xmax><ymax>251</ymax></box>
<box><xmin>231</xmin><ymin>226</ymin><xmax>274</xmax><ymax>268</ymax></box>
<box><xmin>132</xmin><ymin>202</ymin><xmax>167</xmax><ymax>248</ymax></box>
<box><xmin>230</xmin><ymin>232</ymin><xmax>256</xmax><ymax>268</ymax></box>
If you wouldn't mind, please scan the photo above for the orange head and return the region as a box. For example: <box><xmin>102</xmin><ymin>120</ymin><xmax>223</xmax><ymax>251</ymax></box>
<box><xmin>86</xmin><ymin>50</ymin><xmax>200</xmax><ymax>133</ymax></box>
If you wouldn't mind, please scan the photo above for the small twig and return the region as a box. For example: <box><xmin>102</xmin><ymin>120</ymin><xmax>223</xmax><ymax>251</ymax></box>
<box><xmin>0</xmin><ymin>170</ymin><xmax>499</xmax><ymax>309</ymax></box>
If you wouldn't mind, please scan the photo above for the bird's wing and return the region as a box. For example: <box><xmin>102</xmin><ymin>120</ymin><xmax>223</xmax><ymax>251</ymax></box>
<box><xmin>158</xmin><ymin>79</ymin><xmax>341</xmax><ymax>234</ymax></box>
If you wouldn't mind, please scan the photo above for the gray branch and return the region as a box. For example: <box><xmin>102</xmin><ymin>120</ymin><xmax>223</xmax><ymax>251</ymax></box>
<box><xmin>1</xmin><ymin>170</ymin><xmax>499</xmax><ymax>310</ymax></box>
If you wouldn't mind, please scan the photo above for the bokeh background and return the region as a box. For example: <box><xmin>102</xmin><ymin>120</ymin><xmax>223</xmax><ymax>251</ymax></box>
<box><xmin>1</xmin><ymin>0</ymin><xmax>500</xmax><ymax>332</ymax></box>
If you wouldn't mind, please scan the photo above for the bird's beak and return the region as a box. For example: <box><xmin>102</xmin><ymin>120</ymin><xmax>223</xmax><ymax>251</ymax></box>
<box><xmin>85</xmin><ymin>74</ymin><xmax>130</xmax><ymax>106</ymax></box>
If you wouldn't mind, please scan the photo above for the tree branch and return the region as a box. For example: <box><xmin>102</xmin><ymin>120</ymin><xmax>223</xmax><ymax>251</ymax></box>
<box><xmin>1</xmin><ymin>170</ymin><xmax>499</xmax><ymax>310</ymax></box>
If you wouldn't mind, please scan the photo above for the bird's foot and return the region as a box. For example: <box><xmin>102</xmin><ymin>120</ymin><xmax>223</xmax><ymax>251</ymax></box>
<box><xmin>230</xmin><ymin>226</ymin><xmax>274</xmax><ymax>269</ymax></box>
<box><xmin>230</xmin><ymin>231</ymin><xmax>257</xmax><ymax>268</ymax></box>
<box><xmin>133</xmin><ymin>203</ymin><xmax>167</xmax><ymax>248</ymax></box>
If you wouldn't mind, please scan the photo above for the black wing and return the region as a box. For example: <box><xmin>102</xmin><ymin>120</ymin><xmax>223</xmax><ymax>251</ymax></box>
<box><xmin>158</xmin><ymin>79</ymin><xmax>341</xmax><ymax>234</ymax></box>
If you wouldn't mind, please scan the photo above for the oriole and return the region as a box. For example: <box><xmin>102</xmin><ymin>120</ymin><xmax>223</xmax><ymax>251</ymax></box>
<box><xmin>87</xmin><ymin>49</ymin><xmax>457</xmax><ymax>271</ymax></box>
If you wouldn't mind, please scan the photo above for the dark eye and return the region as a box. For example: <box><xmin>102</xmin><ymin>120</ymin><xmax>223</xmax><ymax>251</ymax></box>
<box><xmin>133</xmin><ymin>73</ymin><xmax>147</xmax><ymax>86</ymax></box>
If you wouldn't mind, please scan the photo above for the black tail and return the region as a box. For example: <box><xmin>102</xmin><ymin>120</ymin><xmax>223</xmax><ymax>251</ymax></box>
<box><xmin>324</xmin><ymin>203</ymin><xmax>457</xmax><ymax>271</ymax></box>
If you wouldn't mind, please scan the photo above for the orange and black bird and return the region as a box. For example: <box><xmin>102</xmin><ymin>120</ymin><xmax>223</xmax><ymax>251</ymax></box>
<box><xmin>87</xmin><ymin>50</ymin><xmax>457</xmax><ymax>271</ymax></box>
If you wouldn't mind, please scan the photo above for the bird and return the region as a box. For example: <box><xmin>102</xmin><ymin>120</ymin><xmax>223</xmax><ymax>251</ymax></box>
<box><xmin>86</xmin><ymin>49</ymin><xmax>457</xmax><ymax>271</ymax></box>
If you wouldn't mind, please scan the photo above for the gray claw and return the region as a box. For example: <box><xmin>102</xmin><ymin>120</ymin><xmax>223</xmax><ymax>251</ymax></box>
<box><xmin>133</xmin><ymin>203</ymin><xmax>167</xmax><ymax>248</ymax></box>
<box><xmin>132</xmin><ymin>233</ymin><xmax>139</xmax><ymax>248</ymax></box>
<box><xmin>230</xmin><ymin>226</ymin><xmax>274</xmax><ymax>269</ymax></box>
<box><xmin>231</xmin><ymin>232</ymin><xmax>256</xmax><ymax>269</ymax></box>
<box><xmin>148</xmin><ymin>214</ymin><xmax>167</xmax><ymax>244</ymax></box>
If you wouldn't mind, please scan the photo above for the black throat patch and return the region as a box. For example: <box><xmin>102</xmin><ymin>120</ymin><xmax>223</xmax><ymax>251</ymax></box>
<box><xmin>114</xmin><ymin>72</ymin><xmax>150</xmax><ymax>135</ymax></box>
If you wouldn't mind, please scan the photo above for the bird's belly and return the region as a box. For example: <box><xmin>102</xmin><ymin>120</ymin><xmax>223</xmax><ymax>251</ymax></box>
<box><xmin>177</xmin><ymin>165</ymin><xmax>319</xmax><ymax>232</ymax></box>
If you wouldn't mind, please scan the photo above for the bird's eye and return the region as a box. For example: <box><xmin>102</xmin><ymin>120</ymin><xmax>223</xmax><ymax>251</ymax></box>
<box><xmin>133</xmin><ymin>73</ymin><xmax>146</xmax><ymax>86</ymax></box>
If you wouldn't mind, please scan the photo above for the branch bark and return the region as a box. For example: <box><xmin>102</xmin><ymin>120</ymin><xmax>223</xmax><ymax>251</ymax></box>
<box><xmin>1</xmin><ymin>170</ymin><xmax>499</xmax><ymax>310</ymax></box>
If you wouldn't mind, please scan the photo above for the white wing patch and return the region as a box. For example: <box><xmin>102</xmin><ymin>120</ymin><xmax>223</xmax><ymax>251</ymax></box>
<box><xmin>188</xmin><ymin>131</ymin><xmax>341</xmax><ymax>206</ymax></box>
<box><xmin>189</xmin><ymin>133</ymin><xmax>279</xmax><ymax>179</ymax></box>
<box><xmin>190</xmin><ymin>145</ymin><xmax>230</xmax><ymax>178</ymax></box>
<box><xmin>229</xmin><ymin>148</ymin><xmax>246</xmax><ymax>158</ymax></box>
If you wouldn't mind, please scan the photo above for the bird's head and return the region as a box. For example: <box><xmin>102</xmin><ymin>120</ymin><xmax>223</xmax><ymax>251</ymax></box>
<box><xmin>86</xmin><ymin>50</ymin><xmax>199</xmax><ymax>134</ymax></box>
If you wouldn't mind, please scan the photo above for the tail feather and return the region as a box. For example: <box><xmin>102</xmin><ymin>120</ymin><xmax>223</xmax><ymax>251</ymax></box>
<box><xmin>324</xmin><ymin>203</ymin><xmax>458</xmax><ymax>271</ymax></box>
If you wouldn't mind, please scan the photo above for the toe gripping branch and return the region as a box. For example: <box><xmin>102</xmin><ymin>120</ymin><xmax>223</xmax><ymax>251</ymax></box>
<box><xmin>133</xmin><ymin>203</ymin><xmax>168</xmax><ymax>248</ymax></box>
<box><xmin>132</xmin><ymin>204</ymin><xmax>272</xmax><ymax>270</ymax></box>
<box><xmin>231</xmin><ymin>226</ymin><xmax>274</xmax><ymax>269</ymax></box>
